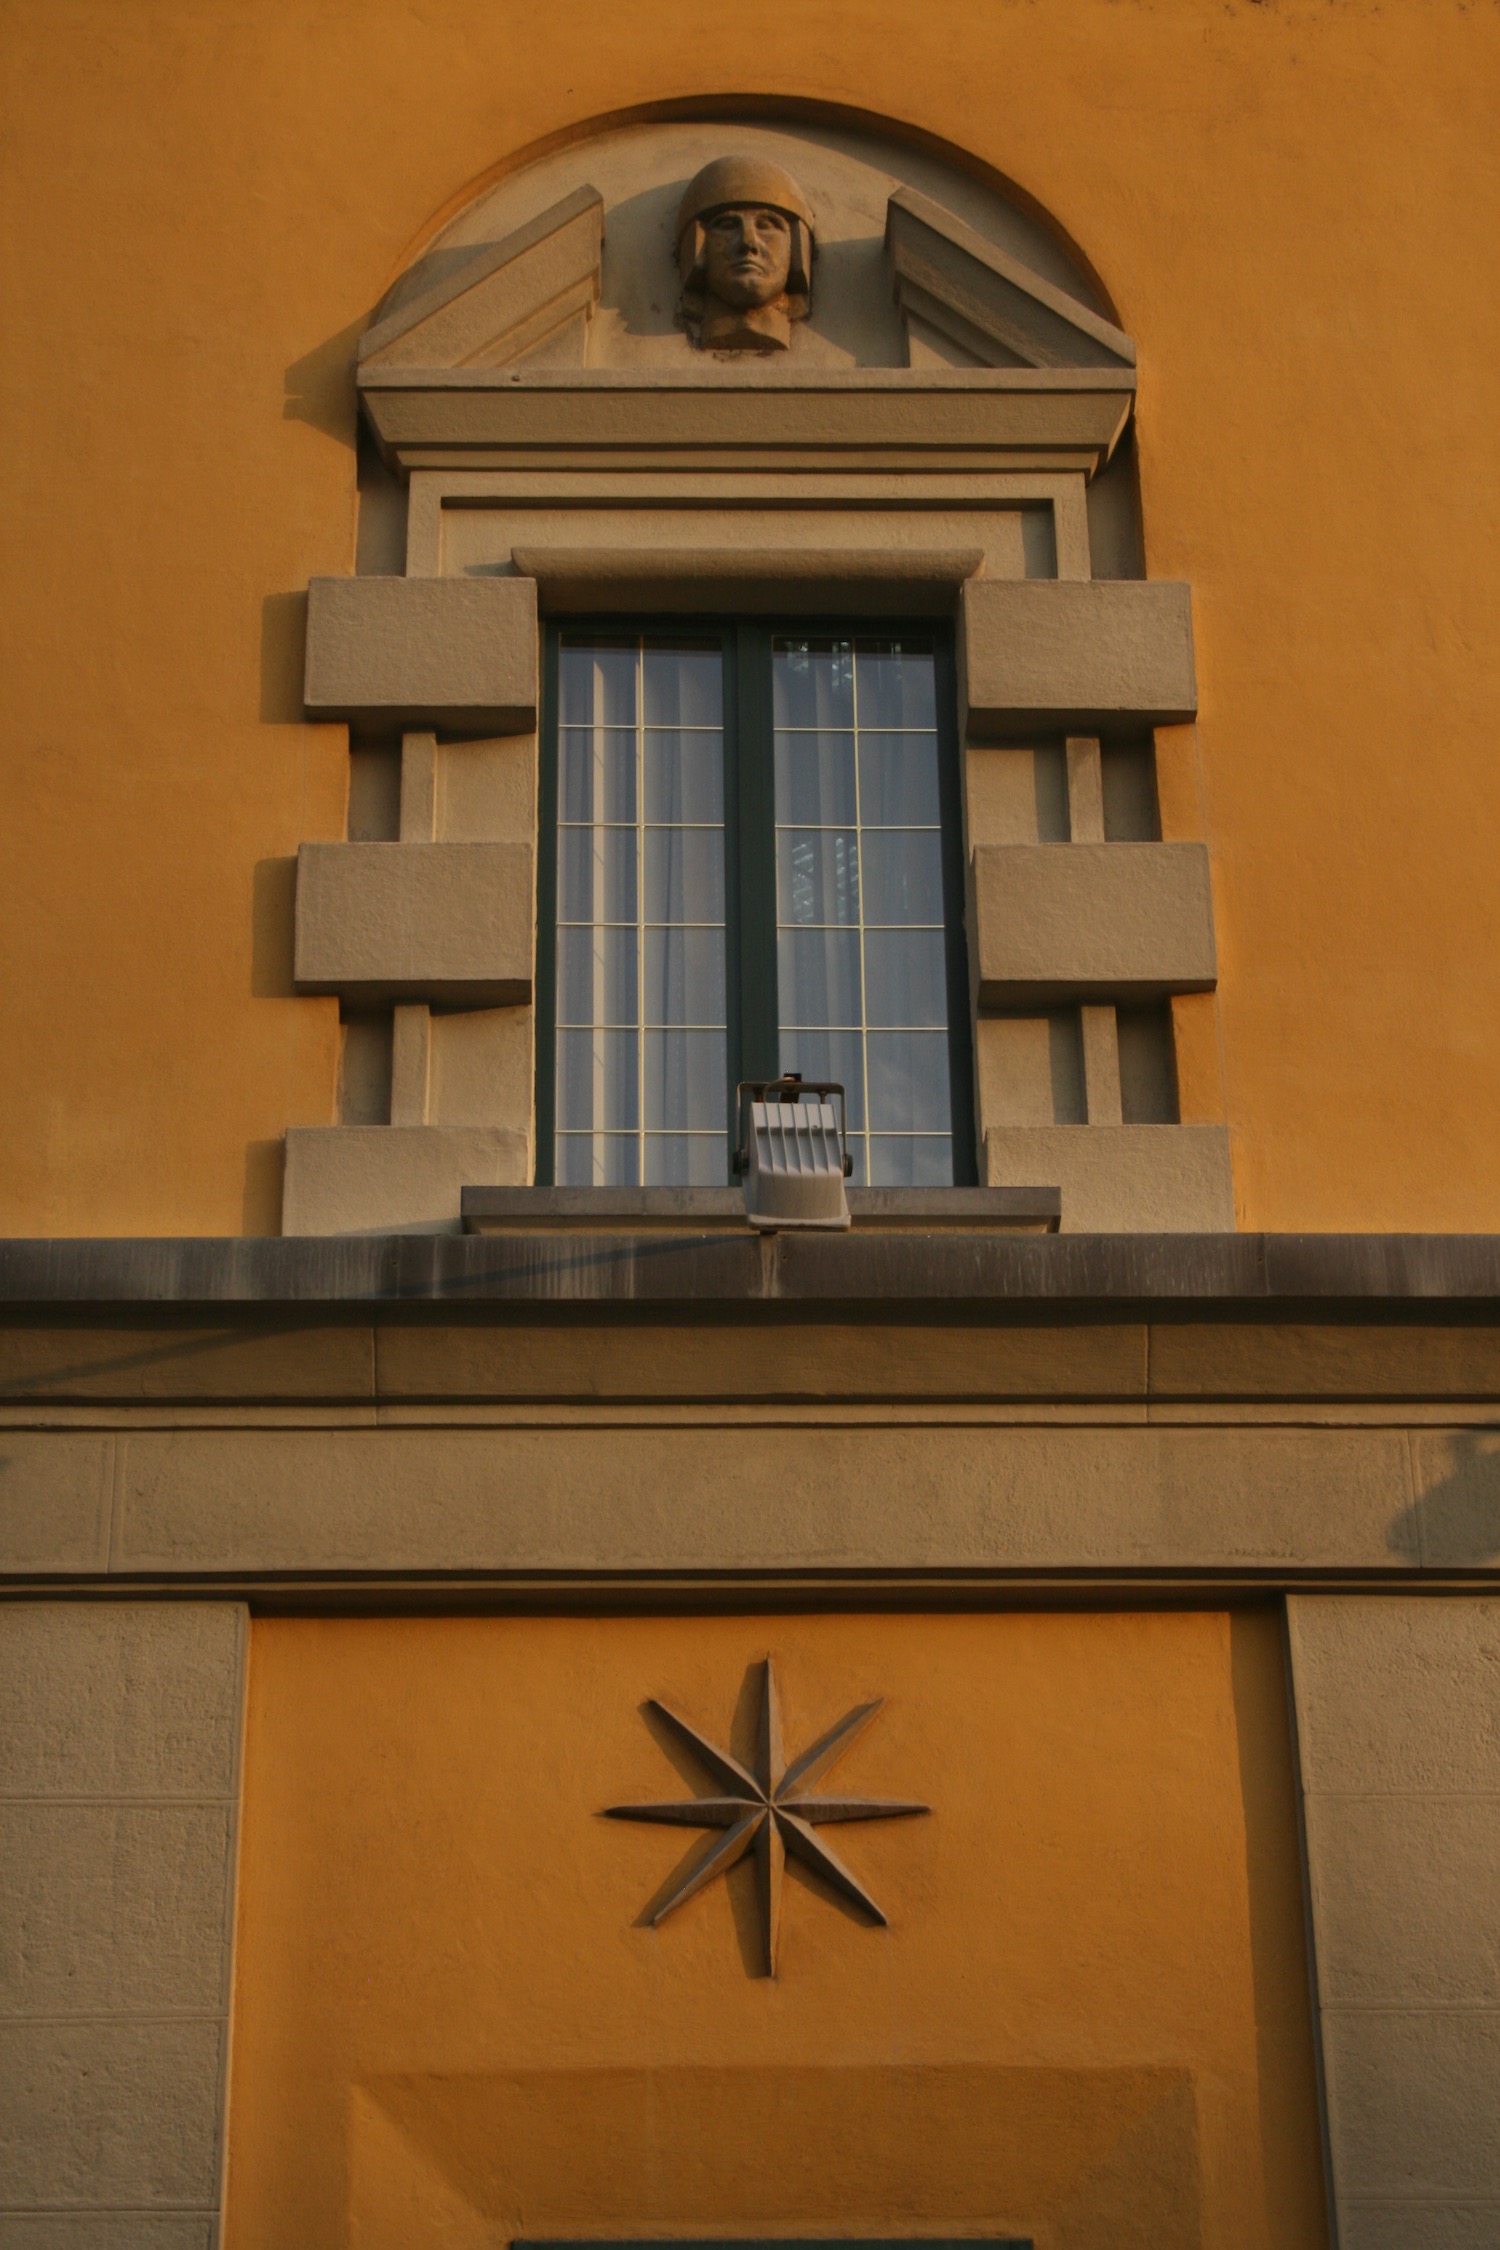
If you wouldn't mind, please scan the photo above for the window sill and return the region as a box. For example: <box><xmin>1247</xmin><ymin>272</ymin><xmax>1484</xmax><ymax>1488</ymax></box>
<box><xmin>460</xmin><ymin>1186</ymin><xmax>1060</xmax><ymax>1235</ymax></box>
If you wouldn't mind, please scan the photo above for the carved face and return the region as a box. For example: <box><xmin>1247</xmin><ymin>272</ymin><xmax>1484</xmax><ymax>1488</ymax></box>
<box><xmin>699</xmin><ymin>205</ymin><xmax>794</xmax><ymax>312</ymax></box>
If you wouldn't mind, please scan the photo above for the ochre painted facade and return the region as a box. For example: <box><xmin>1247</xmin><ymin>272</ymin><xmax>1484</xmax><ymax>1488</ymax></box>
<box><xmin>4</xmin><ymin>11</ymin><xmax>1498</xmax><ymax>2248</ymax></box>
<box><xmin>226</xmin><ymin>1610</ymin><xmax>1326</xmax><ymax>2249</ymax></box>
<box><xmin>2</xmin><ymin>1</ymin><xmax>1497</xmax><ymax>1231</ymax></box>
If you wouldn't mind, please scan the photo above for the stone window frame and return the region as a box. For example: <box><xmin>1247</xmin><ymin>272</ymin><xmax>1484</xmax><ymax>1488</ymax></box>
<box><xmin>532</xmin><ymin>612</ymin><xmax>978</xmax><ymax>1192</ymax></box>
<box><xmin>285</xmin><ymin>172</ymin><xmax>1231</xmax><ymax>1236</ymax></box>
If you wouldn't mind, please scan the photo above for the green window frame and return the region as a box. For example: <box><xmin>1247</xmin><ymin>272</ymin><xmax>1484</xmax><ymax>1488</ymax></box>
<box><xmin>535</xmin><ymin>618</ymin><xmax>976</xmax><ymax>1188</ymax></box>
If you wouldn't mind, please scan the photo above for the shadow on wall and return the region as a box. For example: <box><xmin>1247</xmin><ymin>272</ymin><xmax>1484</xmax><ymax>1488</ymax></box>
<box><xmin>1391</xmin><ymin>1430</ymin><xmax>1500</xmax><ymax>1564</ymax></box>
<box><xmin>252</xmin><ymin>857</ymin><xmax>297</xmax><ymax>1001</ymax></box>
<box><xmin>283</xmin><ymin>315</ymin><xmax>367</xmax><ymax>443</ymax></box>
<box><xmin>243</xmin><ymin>1141</ymin><xmax>286</xmax><ymax>1236</ymax></box>
<box><xmin>261</xmin><ymin>591</ymin><xmax>308</xmax><ymax>725</ymax></box>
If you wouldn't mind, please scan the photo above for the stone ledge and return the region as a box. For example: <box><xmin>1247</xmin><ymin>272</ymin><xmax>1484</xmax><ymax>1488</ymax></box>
<box><xmin>2</xmin><ymin>1233</ymin><xmax>1500</xmax><ymax>1307</ymax></box>
<box><xmin>358</xmin><ymin>367</ymin><xmax>1135</xmax><ymax>478</ymax></box>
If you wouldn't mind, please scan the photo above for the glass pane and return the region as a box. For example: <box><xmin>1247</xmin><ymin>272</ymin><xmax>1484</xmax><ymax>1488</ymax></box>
<box><xmin>560</xmin><ymin>729</ymin><xmax>636</xmax><ymax>826</ymax></box>
<box><xmin>559</xmin><ymin>642</ymin><xmax>636</xmax><ymax>728</ymax></box>
<box><xmin>777</xmin><ymin>830</ymin><xmax>859</xmax><ymax>926</ymax></box>
<box><xmin>866</xmin><ymin>1031</ymin><xmax>953</xmax><ymax>1132</ymax></box>
<box><xmin>859</xmin><ymin>829</ymin><xmax>945</xmax><ymax>925</ymax></box>
<box><xmin>555</xmin><ymin>1132</ymin><xmax>640</xmax><ymax>1187</ymax></box>
<box><xmin>855</xmin><ymin>641</ymin><xmax>938</xmax><ymax>729</ymax></box>
<box><xmin>644</xmin><ymin>1134</ymin><xmax>728</xmax><ymax>1187</ymax></box>
<box><xmin>778</xmin><ymin>1028</ymin><xmax>866</xmax><ymax>1128</ymax></box>
<box><xmin>559</xmin><ymin>827</ymin><xmax>636</xmax><ymax>925</ymax></box>
<box><xmin>643</xmin><ymin>1030</ymin><xmax>727</xmax><ymax>1130</ymax></box>
<box><xmin>643</xmin><ymin>927</ymin><xmax>726</xmax><ymax>1027</ymax></box>
<box><xmin>557</xmin><ymin>925</ymin><xmax>638</xmax><ymax>1028</ymax></box>
<box><xmin>644</xmin><ymin>730</ymin><xmax>724</xmax><ymax>826</ymax></box>
<box><xmin>869</xmin><ymin>1134</ymin><xmax>954</xmax><ymax>1186</ymax></box>
<box><xmin>863</xmin><ymin>929</ymin><xmax>949</xmax><ymax>1028</ymax></box>
<box><xmin>773</xmin><ymin>638</ymin><xmax>855</xmax><ymax>729</ymax></box>
<box><xmin>645</xmin><ymin>827</ymin><xmax>725</xmax><ymax>924</ymax></box>
<box><xmin>556</xmin><ymin>1028</ymin><xmax>639</xmax><ymax>1132</ymax></box>
<box><xmin>552</xmin><ymin>635</ymin><xmax>728</xmax><ymax>1188</ymax></box>
<box><xmin>774</xmin><ymin>729</ymin><xmax>856</xmax><ymax>826</ymax></box>
<box><xmin>857</xmin><ymin>730</ymin><xmax>942</xmax><ymax>826</ymax></box>
<box><xmin>773</xmin><ymin>637</ymin><xmax>954</xmax><ymax>1164</ymax></box>
<box><xmin>778</xmin><ymin>929</ymin><xmax>862</xmax><ymax>1028</ymax></box>
<box><xmin>643</xmin><ymin>643</ymin><xmax>723</xmax><ymax>727</ymax></box>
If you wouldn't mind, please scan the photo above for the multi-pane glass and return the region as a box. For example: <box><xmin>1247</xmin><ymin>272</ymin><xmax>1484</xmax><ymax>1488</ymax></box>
<box><xmin>773</xmin><ymin>637</ymin><xmax>954</xmax><ymax>1185</ymax></box>
<box><xmin>554</xmin><ymin>637</ymin><xmax>728</xmax><ymax>1185</ymax></box>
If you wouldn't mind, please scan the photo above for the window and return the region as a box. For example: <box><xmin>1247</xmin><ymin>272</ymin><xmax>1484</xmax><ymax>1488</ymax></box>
<box><xmin>537</xmin><ymin>625</ymin><xmax>974</xmax><ymax>1188</ymax></box>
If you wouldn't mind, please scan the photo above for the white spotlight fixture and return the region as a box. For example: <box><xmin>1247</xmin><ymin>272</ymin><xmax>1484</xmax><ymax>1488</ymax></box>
<box><xmin>734</xmin><ymin>1076</ymin><xmax>853</xmax><ymax>1232</ymax></box>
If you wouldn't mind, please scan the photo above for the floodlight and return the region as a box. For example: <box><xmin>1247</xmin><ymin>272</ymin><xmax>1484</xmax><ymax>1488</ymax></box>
<box><xmin>734</xmin><ymin>1076</ymin><xmax>852</xmax><ymax>1232</ymax></box>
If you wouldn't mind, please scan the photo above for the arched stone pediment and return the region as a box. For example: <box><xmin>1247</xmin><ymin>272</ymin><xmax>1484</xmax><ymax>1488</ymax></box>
<box><xmin>362</xmin><ymin>114</ymin><xmax>1129</xmax><ymax>373</ymax></box>
<box><xmin>355</xmin><ymin>115</ymin><xmax>1138</xmax><ymax>481</ymax></box>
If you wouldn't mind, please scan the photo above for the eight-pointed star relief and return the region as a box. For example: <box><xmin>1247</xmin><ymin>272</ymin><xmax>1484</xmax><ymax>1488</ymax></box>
<box><xmin>603</xmin><ymin>1657</ymin><xmax>929</xmax><ymax>1976</ymax></box>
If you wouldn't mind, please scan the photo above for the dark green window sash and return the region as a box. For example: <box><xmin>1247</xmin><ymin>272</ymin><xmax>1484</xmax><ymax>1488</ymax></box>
<box><xmin>534</xmin><ymin>616</ymin><xmax>975</xmax><ymax>1187</ymax></box>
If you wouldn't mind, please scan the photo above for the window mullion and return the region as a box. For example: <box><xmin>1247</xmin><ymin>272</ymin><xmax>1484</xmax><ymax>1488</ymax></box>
<box><xmin>635</xmin><ymin>639</ymin><xmax>646</xmax><ymax>1188</ymax></box>
<box><xmin>734</xmin><ymin>621</ymin><xmax>778</xmax><ymax>1087</ymax></box>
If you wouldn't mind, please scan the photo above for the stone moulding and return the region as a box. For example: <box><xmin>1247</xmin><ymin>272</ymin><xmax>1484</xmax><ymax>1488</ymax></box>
<box><xmin>357</xmin><ymin>184</ymin><xmax>604</xmax><ymax>373</ymax></box>
<box><xmin>886</xmin><ymin>187</ymin><xmax>1137</xmax><ymax>372</ymax></box>
<box><xmin>355</xmin><ymin>366</ymin><xmax>1136</xmax><ymax>479</ymax></box>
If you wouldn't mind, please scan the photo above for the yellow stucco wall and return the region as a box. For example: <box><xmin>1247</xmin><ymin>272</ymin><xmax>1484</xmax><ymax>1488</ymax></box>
<box><xmin>226</xmin><ymin>1609</ymin><xmax>1326</xmax><ymax>2248</ymax></box>
<box><xmin>2</xmin><ymin>0</ymin><xmax>1495</xmax><ymax>1232</ymax></box>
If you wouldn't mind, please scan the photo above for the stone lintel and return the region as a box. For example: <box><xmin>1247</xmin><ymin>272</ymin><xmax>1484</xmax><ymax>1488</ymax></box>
<box><xmin>510</xmin><ymin>543</ymin><xmax>986</xmax><ymax>614</ymax></box>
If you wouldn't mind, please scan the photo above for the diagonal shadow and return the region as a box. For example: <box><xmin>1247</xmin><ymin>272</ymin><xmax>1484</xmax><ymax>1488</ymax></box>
<box><xmin>1393</xmin><ymin>1428</ymin><xmax>1500</xmax><ymax>1565</ymax></box>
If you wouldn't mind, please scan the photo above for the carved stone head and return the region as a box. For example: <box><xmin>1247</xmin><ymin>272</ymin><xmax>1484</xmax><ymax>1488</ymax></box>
<box><xmin>676</xmin><ymin>156</ymin><xmax>814</xmax><ymax>353</ymax></box>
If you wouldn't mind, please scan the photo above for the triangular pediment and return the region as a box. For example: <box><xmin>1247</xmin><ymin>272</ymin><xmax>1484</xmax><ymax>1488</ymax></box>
<box><xmin>358</xmin><ymin>184</ymin><xmax>604</xmax><ymax>372</ymax></box>
<box><xmin>886</xmin><ymin>186</ymin><xmax>1135</xmax><ymax>372</ymax></box>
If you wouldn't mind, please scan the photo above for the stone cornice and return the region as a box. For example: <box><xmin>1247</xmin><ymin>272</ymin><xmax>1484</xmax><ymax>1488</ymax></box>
<box><xmin>3</xmin><ymin>1232</ymin><xmax>1500</xmax><ymax>1311</ymax></box>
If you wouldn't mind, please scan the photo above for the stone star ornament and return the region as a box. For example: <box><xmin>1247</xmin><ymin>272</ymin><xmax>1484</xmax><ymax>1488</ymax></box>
<box><xmin>604</xmin><ymin>1657</ymin><xmax>929</xmax><ymax>1975</ymax></box>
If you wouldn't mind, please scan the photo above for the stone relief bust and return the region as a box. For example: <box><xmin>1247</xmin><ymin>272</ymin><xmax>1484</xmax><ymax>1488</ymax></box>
<box><xmin>676</xmin><ymin>156</ymin><xmax>814</xmax><ymax>353</ymax></box>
